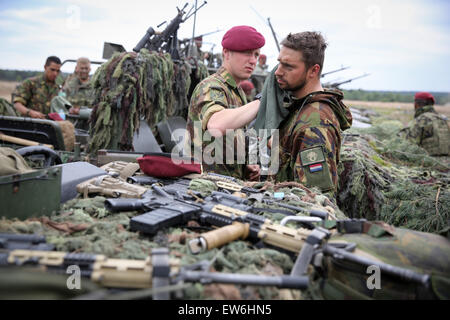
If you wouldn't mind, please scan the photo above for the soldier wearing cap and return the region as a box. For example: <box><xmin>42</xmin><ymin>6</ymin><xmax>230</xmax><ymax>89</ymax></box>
<box><xmin>399</xmin><ymin>92</ymin><xmax>450</xmax><ymax>156</ymax></box>
<box><xmin>254</xmin><ymin>54</ymin><xmax>268</xmax><ymax>75</ymax></box>
<box><xmin>185</xmin><ymin>25</ymin><xmax>265</xmax><ymax>180</ymax></box>
<box><xmin>240</xmin><ymin>80</ymin><xmax>256</xmax><ymax>102</ymax></box>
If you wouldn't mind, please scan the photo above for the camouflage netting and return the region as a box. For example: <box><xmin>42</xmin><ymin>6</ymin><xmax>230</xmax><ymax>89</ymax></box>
<box><xmin>338</xmin><ymin>120</ymin><xmax>450</xmax><ymax>235</ymax></box>
<box><xmin>0</xmin><ymin>97</ymin><xmax>18</xmax><ymax>116</ymax></box>
<box><xmin>0</xmin><ymin>178</ymin><xmax>342</xmax><ymax>300</ymax></box>
<box><xmin>88</xmin><ymin>50</ymin><xmax>208</xmax><ymax>154</ymax></box>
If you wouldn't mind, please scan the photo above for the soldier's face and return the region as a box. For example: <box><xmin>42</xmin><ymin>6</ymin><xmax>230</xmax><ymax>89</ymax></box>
<box><xmin>275</xmin><ymin>47</ymin><xmax>309</xmax><ymax>93</ymax></box>
<box><xmin>76</xmin><ymin>63</ymin><xmax>91</xmax><ymax>81</ymax></box>
<box><xmin>44</xmin><ymin>62</ymin><xmax>61</xmax><ymax>82</ymax></box>
<box><xmin>225</xmin><ymin>48</ymin><xmax>260</xmax><ymax>82</ymax></box>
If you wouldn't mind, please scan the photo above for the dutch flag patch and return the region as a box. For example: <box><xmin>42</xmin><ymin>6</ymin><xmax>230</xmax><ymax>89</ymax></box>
<box><xmin>309</xmin><ymin>163</ymin><xmax>323</xmax><ymax>173</ymax></box>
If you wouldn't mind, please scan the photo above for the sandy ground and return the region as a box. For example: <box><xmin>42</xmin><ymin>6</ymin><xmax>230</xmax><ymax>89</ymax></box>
<box><xmin>0</xmin><ymin>80</ymin><xmax>19</xmax><ymax>101</ymax></box>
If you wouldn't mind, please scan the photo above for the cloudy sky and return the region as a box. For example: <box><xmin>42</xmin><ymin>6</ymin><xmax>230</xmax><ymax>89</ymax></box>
<box><xmin>0</xmin><ymin>0</ymin><xmax>449</xmax><ymax>92</ymax></box>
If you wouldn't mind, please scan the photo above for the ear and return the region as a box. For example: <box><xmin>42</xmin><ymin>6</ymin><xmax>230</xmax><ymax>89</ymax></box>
<box><xmin>308</xmin><ymin>64</ymin><xmax>321</xmax><ymax>78</ymax></box>
<box><xmin>223</xmin><ymin>48</ymin><xmax>231</xmax><ymax>60</ymax></box>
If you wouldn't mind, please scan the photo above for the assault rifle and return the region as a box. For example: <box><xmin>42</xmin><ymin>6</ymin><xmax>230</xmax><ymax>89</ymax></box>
<box><xmin>106</xmin><ymin>186</ymin><xmax>327</xmax><ymax>255</ymax></box>
<box><xmin>0</xmin><ymin>234</ymin><xmax>308</xmax><ymax>299</ymax></box>
<box><xmin>133</xmin><ymin>1</ymin><xmax>207</xmax><ymax>60</ymax></box>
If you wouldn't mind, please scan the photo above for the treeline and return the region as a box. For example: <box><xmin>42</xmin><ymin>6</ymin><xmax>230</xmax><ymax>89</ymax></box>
<box><xmin>0</xmin><ymin>69</ymin><xmax>70</xmax><ymax>82</ymax></box>
<box><xmin>1</xmin><ymin>69</ymin><xmax>449</xmax><ymax>105</ymax></box>
<box><xmin>342</xmin><ymin>89</ymin><xmax>450</xmax><ymax>105</ymax></box>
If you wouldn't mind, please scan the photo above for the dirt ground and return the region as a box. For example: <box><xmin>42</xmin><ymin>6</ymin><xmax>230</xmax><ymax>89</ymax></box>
<box><xmin>0</xmin><ymin>80</ymin><xmax>19</xmax><ymax>101</ymax></box>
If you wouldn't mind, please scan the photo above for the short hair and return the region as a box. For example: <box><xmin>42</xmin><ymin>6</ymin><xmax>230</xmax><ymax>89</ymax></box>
<box><xmin>415</xmin><ymin>99</ymin><xmax>434</xmax><ymax>107</ymax></box>
<box><xmin>280</xmin><ymin>31</ymin><xmax>327</xmax><ymax>75</ymax></box>
<box><xmin>76</xmin><ymin>57</ymin><xmax>91</xmax><ymax>65</ymax></box>
<box><xmin>45</xmin><ymin>56</ymin><xmax>62</xmax><ymax>66</ymax></box>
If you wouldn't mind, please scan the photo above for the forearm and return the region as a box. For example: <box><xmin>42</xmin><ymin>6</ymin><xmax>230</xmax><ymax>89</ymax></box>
<box><xmin>14</xmin><ymin>102</ymin><xmax>29</xmax><ymax>116</ymax></box>
<box><xmin>207</xmin><ymin>100</ymin><xmax>260</xmax><ymax>137</ymax></box>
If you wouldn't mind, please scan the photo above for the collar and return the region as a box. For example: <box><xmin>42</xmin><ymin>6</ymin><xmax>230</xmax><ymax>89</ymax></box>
<box><xmin>415</xmin><ymin>105</ymin><xmax>436</xmax><ymax>118</ymax></box>
<box><xmin>216</xmin><ymin>66</ymin><xmax>239</xmax><ymax>89</ymax></box>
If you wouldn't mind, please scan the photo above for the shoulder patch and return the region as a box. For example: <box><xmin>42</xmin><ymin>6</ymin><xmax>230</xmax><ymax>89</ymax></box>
<box><xmin>300</xmin><ymin>146</ymin><xmax>326</xmax><ymax>166</ymax></box>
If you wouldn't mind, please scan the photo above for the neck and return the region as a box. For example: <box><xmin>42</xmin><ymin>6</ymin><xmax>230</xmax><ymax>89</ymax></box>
<box><xmin>294</xmin><ymin>79</ymin><xmax>323</xmax><ymax>99</ymax></box>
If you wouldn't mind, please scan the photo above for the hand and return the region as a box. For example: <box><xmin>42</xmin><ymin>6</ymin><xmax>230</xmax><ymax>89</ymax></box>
<box><xmin>29</xmin><ymin>109</ymin><xmax>46</xmax><ymax>119</ymax></box>
<box><xmin>245</xmin><ymin>164</ymin><xmax>260</xmax><ymax>181</ymax></box>
<box><xmin>69</xmin><ymin>106</ymin><xmax>80</xmax><ymax>115</ymax></box>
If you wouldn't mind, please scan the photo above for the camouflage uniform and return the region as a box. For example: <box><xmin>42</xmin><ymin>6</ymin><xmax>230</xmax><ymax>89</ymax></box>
<box><xmin>185</xmin><ymin>66</ymin><xmax>247</xmax><ymax>179</ymax></box>
<box><xmin>401</xmin><ymin>105</ymin><xmax>450</xmax><ymax>156</ymax></box>
<box><xmin>254</xmin><ymin>63</ymin><xmax>268</xmax><ymax>75</ymax></box>
<box><xmin>12</xmin><ymin>74</ymin><xmax>60</xmax><ymax>115</ymax></box>
<box><xmin>62</xmin><ymin>75</ymin><xmax>94</xmax><ymax>108</ymax></box>
<box><xmin>273</xmin><ymin>90</ymin><xmax>352</xmax><ymax>195</ymax></box>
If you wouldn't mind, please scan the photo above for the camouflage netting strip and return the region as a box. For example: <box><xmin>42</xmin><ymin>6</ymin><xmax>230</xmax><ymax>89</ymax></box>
<box><xmin>338</xmin><ymin>121</ymin><xmax>450</xmax><ymax>234</ymax></box>
<box><xmin>88</xmin><ymin>50</ymin><xmax>208</xmax><ymax>154</ymax></box>
<box><xmin>0</xmin><ymin>97</ymin><xmax>19</xmax><ymax>116</ymax></box>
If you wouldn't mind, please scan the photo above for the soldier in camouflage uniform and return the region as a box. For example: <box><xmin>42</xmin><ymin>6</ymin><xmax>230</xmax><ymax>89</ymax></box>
<box><xmin>13</xmin><ymin>56</ymin><xmax>62</xmax><ymax>119</ymax></box>
<box><xmin>270</xmin><ymin>32</ymin><xmax>352</xmax><ymax>196</ymax></box>
<box><xmin>185</xmin><ymin>26</ymin><xmax>265</xmax><ymax>180</ymax></box>
<box><xmin>63</xmin><ymin>57</ymin><xmax>94</xmax><ymax>115</ymax></box>
<box><xmin>399</xmin><ymin>92</ymin><xmax>450</xmax><ymax>156</ymax></box>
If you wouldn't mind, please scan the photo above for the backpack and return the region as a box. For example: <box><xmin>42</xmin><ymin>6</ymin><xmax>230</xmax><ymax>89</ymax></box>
<box><xmin>308</xmin><ymin>221</ymin><xmax>450</xmax><ymax>300</ymax></box>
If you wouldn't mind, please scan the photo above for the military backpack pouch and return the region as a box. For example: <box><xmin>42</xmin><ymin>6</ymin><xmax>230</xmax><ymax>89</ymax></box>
<box><xmin>298</xmin><ymin>145</ymin><xmax>334</xmax><ymax>191</ymax></box>
<box><xmin>137</xmin><ymin>152</ymin><xmax>201</xmax><ymax>178</ymax></box>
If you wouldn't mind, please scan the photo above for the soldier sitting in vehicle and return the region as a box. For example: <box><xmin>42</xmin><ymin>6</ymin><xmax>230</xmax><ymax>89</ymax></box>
<box><xmin>399</xmin><ymin>92</ymin><xmax>450</xmax><ymax>156</ymax></box>
<box><xmin>62</xmin><ymin>57</ymin><xmax>95</xmax><ymax>115</ymax></box>
<box><xmin>12</xmin><ymin>56</ymin><xmax>63</xmax><ymax>119</ymax></box>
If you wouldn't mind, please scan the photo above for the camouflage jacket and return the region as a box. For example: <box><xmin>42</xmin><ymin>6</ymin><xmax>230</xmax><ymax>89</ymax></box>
<box><xmin>185</xmin><ymin>66</ymin><xmax>247</xmax><ymax>179</ymax></box>
<box><xmin>401</xmin><ymin>105</ymin><xmax>450</xmax><ymax>156</ymax></box>
<box><xmin>62</xmin><ymin>75</ymin><xmax>94</xmax><ymax>108</ymax></box>
<box><xmin>273</xmin><ymin>90</ymin><xmax>352</xmax><ymax>195</ymax></box>
<box><xmin>13</xmin><ymin>74</ymin><xmax>60</xmax><ymax>114</ymax></box>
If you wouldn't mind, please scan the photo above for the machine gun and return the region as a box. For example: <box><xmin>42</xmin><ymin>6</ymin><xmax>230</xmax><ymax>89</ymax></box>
<box><xmin>325</xmin><ymin>73</ymin><xmax>370</xmax><ymax>89</ymax></box>
<box><xmin>133</xmin><ymin>1</ymin><xmax>207</xmax><ymax>60</ymax></box>
<box><xmin>321</xmin><ymin>66</ymin><xmax>350</xmax><ymax>78</ymax></box>
<box><xmin>0</xmin><ymin>233</ymin><xmax>308</xmax><ymax>299</ymax></box>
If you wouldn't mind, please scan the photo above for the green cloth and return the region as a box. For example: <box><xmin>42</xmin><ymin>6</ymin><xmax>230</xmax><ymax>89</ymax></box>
<box><xmin>252</xmin><ymin>65</ymin><xmax>291</xmax><ymax>132</ymax></box>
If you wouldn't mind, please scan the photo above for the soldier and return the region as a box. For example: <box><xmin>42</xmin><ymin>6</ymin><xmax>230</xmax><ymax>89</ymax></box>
<box><xmin>240</xmin><ymin>80</ymin><xmax>256</xmax><ymax>102</ymax></box>
<box><xmin>255</xmin><ymin>32</ymin><xmax>352</xmax><ymax>196</ymax></box>
<box><xmin>63</xmin><ymin>57</ymin><xmax>94</xmax><ymax>115</ymax></box>
<box><xmin>13</xmin><ymin>56</ymin><xmax>62</xmax><ymax>119</ymax></box>
<box><xmin>254</xmin><ymin>54</ymin><xmax>268</xmax><ymax>75</ymax></box>
<box><xmin>399</xmin><ymin>92</ymin><xmax>450</xmax><ymax>156</ymax></box>
<box><xmin>185</xmin><ymin>25</ymin><xmax>265</xmax><ymax>180</ymax></box>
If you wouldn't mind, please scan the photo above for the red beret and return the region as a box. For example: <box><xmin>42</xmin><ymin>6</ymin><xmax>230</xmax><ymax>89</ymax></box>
<box><xmin>415</xmin><ymin>92</ymin><xmax>435</xmax><ymax>104</ymax></box>
<box><xmin>259</xmin><ymin>54</ymin><xmax>267</xmax><ymax>59</ymax></box>
<box><xmin>240</xmin><ymin>80</ymin><xmax>255</xmax><ymax>94</ymax></box>
<box><xmin>222</xmin><ymin>26</ymin><xmax>265</xmax><ymax>51</ymax></box>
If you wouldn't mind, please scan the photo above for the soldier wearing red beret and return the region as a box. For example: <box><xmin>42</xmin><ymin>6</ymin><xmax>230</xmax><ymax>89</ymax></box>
<box><xmin>255</xmin><ymin>54</ymin><xmax>268</xmax><ymax>75</ymax></box>
<box><xmin>399</xmin><ymin>91</ymin><xmax>450</xmax><ymax>155</ymax></box>
<box><xmin>185</xmin><ymin>25</ymin><xmax>265</xmax><ymax>180</ymax></box>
